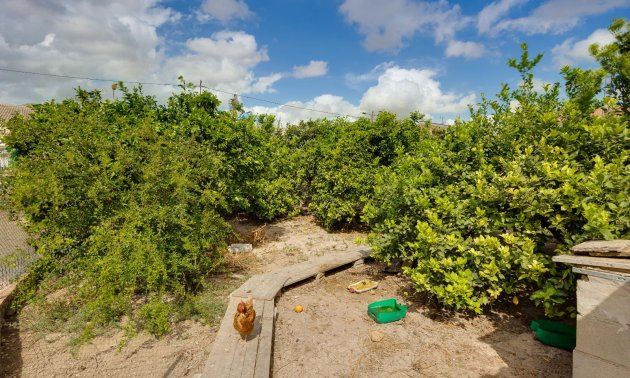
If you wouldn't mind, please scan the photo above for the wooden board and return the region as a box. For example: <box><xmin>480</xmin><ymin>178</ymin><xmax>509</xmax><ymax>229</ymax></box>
<box><xmin>203</xmin><ymin>297</ymin><xmax>242</xmax><ymax>376</ymax></box>
<box><xmin>572</xmin><ymin>240</ymin><xmax>630</xmax><ymax>257</ymax></box>
<box><xmin>240</xmin><ymin>310</ymin><xmax>265</xmax><ymax>378</ymax></box>
<box><xmin>552</xmin><ymin>255</ymin><xmax>630</xmax><ymax>273</ymax></box>
<box><xmin>254</xmin><ymin>300</ymin><xmax>275</xmax><ymax>378</ymax></box>
<box><xmin>231</xmin><ymin>275</ymin><xmax>288</xmax><ymax>300</ymax></box>
<box><xmin>201</xmin><ymin>247</ymin><xmax>372</xmax><ymax>378</ymax></box>
<box><xmin>202</xmin><ymin>298</ymin><xmax>274</xmax><ymax>378</ymax></box>
<box><xmin>283</xmin><ymin>248</ymin><xmax>372</xmax><ymax>287</ymax></box>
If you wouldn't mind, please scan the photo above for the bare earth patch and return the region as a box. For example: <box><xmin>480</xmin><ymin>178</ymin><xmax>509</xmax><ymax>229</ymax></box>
<box><xmin>1</xmin><ymin>318</ymin><xmax>213</xmax><ymax>377</ymax></box>
<box><xmin>273</xmin><ymin>263</ymin><xmax>572</xmax><ymax>377</ymax></box>
<box><xmin>1</xmin><ymin>215</ymin><xmax>571</xmax><ymax>377</ymax></box>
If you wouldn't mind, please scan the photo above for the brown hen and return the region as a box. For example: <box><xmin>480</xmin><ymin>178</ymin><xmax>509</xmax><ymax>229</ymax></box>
<box><xmin>233</xmin><ymin>297</ymin><xmax>256</xmax><ymax>340</ymax></box>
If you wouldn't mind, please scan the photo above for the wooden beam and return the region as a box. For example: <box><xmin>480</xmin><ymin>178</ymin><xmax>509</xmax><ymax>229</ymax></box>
<box><xmin>552</xmin><ymin>255</ymin><xmax>630</xmax><ymax>273</ymax></box>
<box><xmin>201</xmin><ymin>247</ymin><xmax>372</xmax><ymax>378</ymax></box>
<box><xmin>572</xmin><ymin>240</ymin><xmax>630</xmax><ymax>257</ymax></box>
<box><xmin>254</xmin><ymin>300</ymin><xmax>275</xmax><ymax>378</ymax></box>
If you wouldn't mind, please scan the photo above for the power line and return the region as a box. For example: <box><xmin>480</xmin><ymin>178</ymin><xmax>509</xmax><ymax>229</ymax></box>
<box><xmin>0</xmin><ymin>67</ymin><xmax>172</xmax><ymax>87</ymax></box>
<box><xmin>0</xmin><ymin>67</ymin><xmax>355</xmax><ymax>119</ymax></box>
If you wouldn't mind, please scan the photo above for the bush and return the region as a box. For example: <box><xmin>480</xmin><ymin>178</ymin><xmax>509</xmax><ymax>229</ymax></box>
<box><xmin>3</xmin><ymin>83</ymin><xmax>299</xmax><ymax>339</ymax></box>
<box><xmin>284</xmin><ymin>113</ymin><xmax>428</xmax><ymax>229</ymax></box>
<box><xmin>364</xmin><ymin>42</ymin><xmax>629</xmax><ymax>317</ymax></box>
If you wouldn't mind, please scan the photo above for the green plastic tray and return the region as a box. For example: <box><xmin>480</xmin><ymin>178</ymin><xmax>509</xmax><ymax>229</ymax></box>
<box><xmin>530</xmin><ymin>319</ymin><xmax>576</xmax><ymax>350</ymax></box>
<box><xmin>368</xmin><ymin>298</ymin><xmax>407</xmax><ymax>323</ymax></box>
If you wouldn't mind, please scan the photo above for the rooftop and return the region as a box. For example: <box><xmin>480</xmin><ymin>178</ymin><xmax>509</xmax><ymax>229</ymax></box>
<box><xmin>0</xmin><ymin>104</ymin><xmax>33</xmax><ymax>123</ymax></box>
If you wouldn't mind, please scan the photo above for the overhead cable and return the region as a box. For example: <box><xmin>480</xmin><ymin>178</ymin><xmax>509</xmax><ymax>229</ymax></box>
<box><xmin>0</xmin><ymin>67</ymin><xmax>355</xmax><ymax>118</ymax></box>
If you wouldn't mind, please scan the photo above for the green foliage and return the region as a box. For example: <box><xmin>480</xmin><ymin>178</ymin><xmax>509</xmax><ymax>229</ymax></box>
<box><xmin>3</xmin><ymin>18</ymin><xmax>628</xmax><ymax>338</ymax></box>
<box><xmin>285</xmin><ymin>112</ymin><xmax>428</xmax><ymax>229</ymax></box>
<box><xmin>3</xmin><ymin>84</ymin><xmax>298</xmax><ymax>340</ymax></box>
<box><xmin>364</xmin><ymin>42</ymin><xmax>629</xmax><ymax>317</ymax></box>
<box><xmin>137</xmin><ymin>299</ymin><xmax>172</xmax><ymax>337</ymax></box>
<box><xmin>590</xmin><ymin>18</ymin><xmax>630</xmax><ymax>116</ymax></box>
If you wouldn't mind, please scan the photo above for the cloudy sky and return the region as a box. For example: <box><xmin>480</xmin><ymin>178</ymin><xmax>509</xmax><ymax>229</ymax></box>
<box><xmin>0</xmin><ymin>0</ymin><xmax>627</xmax><ymax>124</ymax></box>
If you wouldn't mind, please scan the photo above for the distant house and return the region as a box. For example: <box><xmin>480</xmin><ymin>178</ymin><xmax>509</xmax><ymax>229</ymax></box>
<box><xmin>422</xmin><ymin>120</ymin><xmax>448</xmax><ymax>135</ymax></box>
<box><xmin>0</xmin><ymin>104</ymin><xmax>33</xmax><ymax>167</ymax></box>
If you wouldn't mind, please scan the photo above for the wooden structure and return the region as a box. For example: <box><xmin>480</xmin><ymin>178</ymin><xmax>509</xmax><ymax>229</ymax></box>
<box><xmin>553</xmin><ymin>240</ymin><xmax>630</xmax><ymax>378</ymax></box>
<box><xmin>201</xmin><ymin>247</ymin><xmax>372</xmax><ymax>378</ymax></box>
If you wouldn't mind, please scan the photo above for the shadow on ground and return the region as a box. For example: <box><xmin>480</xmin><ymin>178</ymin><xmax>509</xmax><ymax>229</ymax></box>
<box><xmin>1</xmin><ymin>311</ymin><xmax>24</xmax><ymax>378</ymax></box>
<box><xmin>366</xmin><ymin>262</ymin><xmax>573</xmax><ymax>377</ymax></box>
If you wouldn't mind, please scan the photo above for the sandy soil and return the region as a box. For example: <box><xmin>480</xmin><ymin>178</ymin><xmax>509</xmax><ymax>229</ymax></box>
<box><xmin>1</xmin><ymin>215</ymin><xmax>572</xmax><ymax>377</ymax></box>
<box><xmin>230</xmin><ymin>215</ymin><xmax>365</xmax><ymax>273</ymax></box>
<box><xmin>1</xmin><ymin>319</ymin><xmax>213</xmax><ymax>377</ymax></box>
<box><xmin>273</xmin><ymin>264</ymin><xmax>572</xmax><ymax>377</ymax></box>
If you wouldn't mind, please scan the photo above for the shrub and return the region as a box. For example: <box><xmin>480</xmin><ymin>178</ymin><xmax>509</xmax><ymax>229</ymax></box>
<box><xmin>285</xmin><ymin>113</ymin><xmax>428</xmax><ymax>229</ymax></box>
<box><xmin>3</xmin><ymin>83</ymin><xmax>298</xmax><ymax>339</ymax></box>
<box><xmin>364</xmin><ymin>42</ymin><xmax>629</xmax><ymax>317</ymax></box>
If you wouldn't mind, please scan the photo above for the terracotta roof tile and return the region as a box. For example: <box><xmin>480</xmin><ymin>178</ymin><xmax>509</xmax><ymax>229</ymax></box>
<box><xmin>0</xmin><ymin>104</ymin><xmax>33</xmax><ymax>144</ymax></box>
<box><xmin>0</xmin><ymin>104</ymin><xmax>33</xmax><ymax>123</ymax></box>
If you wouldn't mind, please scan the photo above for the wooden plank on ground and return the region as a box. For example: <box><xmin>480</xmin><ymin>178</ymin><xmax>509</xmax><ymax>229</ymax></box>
<box><xmin>227</xmin><ymin>299</ymin><xmax>266</xmax><ymax>378</ymax></box>
<box><xmin>283</xmin><ymin>248</ymin><xmax>372</xmax><ymax>287</ymax></box>
<box><xmin>256</xmin><ymin>275</ymin><xmax>288</xmax><ymax>300</ymax></box>
<box><xmin>231</xmin><ymin>276</ymin><xmax>265</xmax><ymax>299</ymax></box>
<box><xmin>239</xmin><ymin>300</ymin><xmax>267</xmax><ymax>378</ymax></box>
<box><xmin>572</xmin><ymin>240</ymin><xmax>630</xmax><ymax>257</ymax></box>
<box><xmin>552</xmin><ymin>255</ymin><xmax>630</xmax><ymax>272</ymax></box>
<box><xmin>203</xmin><ymin>297</ymin><xmax>241</xmax><ymax>377</ymax></box>
<box><xmin>202</xmin><ymin>247</ymin><xmax>372</xmax><ymax>378</ymax></box>
<box><xmin>254</xmin><ymin>300</ymin><xmax>275</xmax><ymax>378</ymax></box>
<box><xmin>232</xmin><ymin>274</ymin><xmax>287</xmax><ymax>300</ymax></box>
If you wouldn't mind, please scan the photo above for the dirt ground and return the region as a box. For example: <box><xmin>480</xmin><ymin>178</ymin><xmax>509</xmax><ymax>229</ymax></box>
<box><xmin>273</xmin><ymin>263</ymin><xmax>572</xmax><ymax>378</ymax></box>
<box><xmin>1</xmin><ymin>215</ymin><xmax>572</xmax><ymax>377</ymax></box>
<box><xmin>0</xmin><ymin>215</ymin><xmax>363</xmax><ymax>377</ymax></box>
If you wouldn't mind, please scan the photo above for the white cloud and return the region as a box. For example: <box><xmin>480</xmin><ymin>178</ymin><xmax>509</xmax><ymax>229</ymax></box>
<box><xmin>516</xmin><ymin>77</ymin><xmax>554</xmax><ymax>92</ymax></box>
<box><xmin>477</xmin><ymin>0</ymin><xmax>527</xmax><ymax>34</ymax></box>
<box><xmin>489</xmin><ymin>0</ymin><xmax>629</xmax><ymax>35</ymax></box>
<box><xmin>532</xmin><ymin>78</ymin><xmax>553</xmax><ymax>92</ymax></box>
<box><xmin>199</xmin><ymin>0</ymin><xmax>253</xmax><ymax>23</ymax></box>
<box><xmin>160</xmin><ymin>31</ymin><xmax>282</xmax><ymax>102</ymax></box>
<box><xmin>339</xmin><ymin>0</ymin><xmax>470</xmax><ymax>53</ymax></box>
<box><xmin>345</xmin><ymin>62</ymin><xmax>396</xmax><ymax>88</ymax></box>
<box><xmin>292</xmin><ymin>60</ymin><xmax>328</xmax><ymax>78</ymax></box>
<box><xmin>250</xmin><ymin>64</ymin><xmax>474</xmax><ymax>125</ymax></box>
<box><xmin>249</xmin><ymin>94</ymin><xmax>360</xmax><ymax>125</ymax></box>
<box><xmin>249</xmin><ymin>73</ymin><xmax>283</xmax><ymax>93</ymax></box>
<box><xmin>551</xmin><ymin>28</ymin><xmax>615</xmax><ymax>66</ymax></box>
<box><xmin>359</xmin><ymin>66</ymin><xmax>475</xmax><ymax>117</ymax></box>
<box><xmin>0</xmin><ymin>0</ymin><xmax>178</xmax><ymax>103</ymax></box>
<box><xmin>0</xmin><ymin>1</ymin><xmax>282</xmax><ymax>104</ymax></box>
<box><xmin>445</xmin><ymin>40</ymin><xmax>485</xmax><ymax>58</ymax></box>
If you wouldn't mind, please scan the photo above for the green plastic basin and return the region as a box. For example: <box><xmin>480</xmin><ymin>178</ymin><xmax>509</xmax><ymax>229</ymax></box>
<box><xmin>530</xmin><ymin>319</ymin><xmax>576</xmax><ymax>350</ymax></box>
<box><xmin>368</xmin><ymin>298</ymin><xmax>407</xmax><ymax>323</ymax></box>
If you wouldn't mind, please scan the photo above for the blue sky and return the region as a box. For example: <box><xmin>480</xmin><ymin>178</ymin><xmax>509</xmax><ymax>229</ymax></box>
<box><xmin>0</xmin><ymin>0</ymin><xmax>628</xmax><ymax>124</ymax></box>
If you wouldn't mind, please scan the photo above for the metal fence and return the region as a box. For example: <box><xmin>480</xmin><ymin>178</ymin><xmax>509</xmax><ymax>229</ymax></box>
<box><xmin>0</xmin><ymin>211</ymin><xmax>38</xmax><ymax>290</ymax></box>
<box><xmin>0</xmin><ymin>146</ymin><xmax>9</xmax><ymax>168</ymax></box>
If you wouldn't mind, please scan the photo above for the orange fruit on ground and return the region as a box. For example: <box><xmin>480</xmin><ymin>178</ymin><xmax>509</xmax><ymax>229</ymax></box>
<box><xmin>294</xmin><ymin>305</ymin><xmax>303</xmax><ymax>313</ymax></box>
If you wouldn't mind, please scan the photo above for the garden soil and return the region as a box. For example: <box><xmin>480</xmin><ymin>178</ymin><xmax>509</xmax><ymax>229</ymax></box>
<box><xmin>1</xmin><ymin>215</ymin><xmax>571</xmax><ymax>377</ymax></box>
